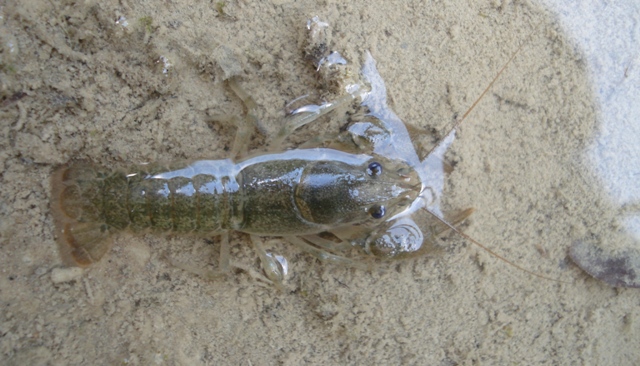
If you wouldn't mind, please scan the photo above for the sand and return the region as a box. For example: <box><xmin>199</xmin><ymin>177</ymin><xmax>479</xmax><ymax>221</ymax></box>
<box><xmin>1</xmin><ymin>0</ymin><xmax>638</xmax><ymax>364</ymax></box>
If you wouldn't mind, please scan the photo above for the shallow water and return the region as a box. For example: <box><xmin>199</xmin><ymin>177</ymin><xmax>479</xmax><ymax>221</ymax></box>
<box><xmin>0</xmin><ymin>0</ymin><xmax>638</xmax><ymax>364</ymax></box>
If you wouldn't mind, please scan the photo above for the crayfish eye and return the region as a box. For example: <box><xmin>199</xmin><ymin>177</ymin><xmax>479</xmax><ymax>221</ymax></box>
<box><xmin>369</xmin><ymin>205</ymin><xmax>386</xmax><ymax>219</ymax></box>
<box><xmin>367</xmin><ymin>162</ymin><xmax>383</xmax><ymax>177</ymax></box>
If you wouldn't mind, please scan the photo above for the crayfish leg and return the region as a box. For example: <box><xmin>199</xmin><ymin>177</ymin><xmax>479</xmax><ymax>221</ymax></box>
<box><xmin>286</xmin><ymin>236</ymin><xmax>368</xmax><ymax>270</ymax></box>
<box><xmin>227</xmin><ymin>77</ymin><xmax>260</xmax><ymax>159</ymax></box>
<box><xmin>207</xmin><ymin>77</ymin><xmax>261</xmax><ymax>160</ymax></box>
<box><xmin>168</xmin><ymin>232</ymin><xmax>232</xmax><ymax>281</ymax></box>
<box><xmin>302</xmin><ymin>234</ymin><xmax>353</xmax><ymax>253</ymax></box>
<box><xmin>206</xmin><ymin>114</ymin><xmax>250</xmax><ymax>160</ymax></box>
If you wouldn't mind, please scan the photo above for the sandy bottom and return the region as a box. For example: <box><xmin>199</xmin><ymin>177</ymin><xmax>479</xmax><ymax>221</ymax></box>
<box><xmin>1</xmin><ymin>0</ymin><xmax>638</xmax><ymax>364</ymax></box>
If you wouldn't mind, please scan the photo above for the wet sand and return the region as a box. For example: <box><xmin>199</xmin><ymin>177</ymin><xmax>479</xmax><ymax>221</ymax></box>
<box><xmin>1</xmin><ymin>0</ymin><xmax>638</xmax><ymax>364</ymax></box>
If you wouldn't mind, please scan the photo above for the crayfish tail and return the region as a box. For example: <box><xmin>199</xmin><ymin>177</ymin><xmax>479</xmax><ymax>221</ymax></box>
<box><xmin>55</xmin><ymin>220</ymin><xmax>113</xmax><ymax>267</ymax></box>
<box><xmin>51</xmin><ymin>163</ymin><xmax>113</xmax><ymax>267</ymax></box>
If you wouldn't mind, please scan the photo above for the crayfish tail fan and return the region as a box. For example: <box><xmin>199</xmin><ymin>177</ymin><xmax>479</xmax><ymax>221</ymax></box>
<box><xmin>50</xmin><ymin>162</ymin><xmax>114</xmax><ymax>267</ymax></box>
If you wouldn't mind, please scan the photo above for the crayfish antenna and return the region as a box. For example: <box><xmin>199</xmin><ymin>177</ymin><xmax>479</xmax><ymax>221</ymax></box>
<box><xmin>424</xmin><ymin>207</ymin><xmax>571</xmax><ymax>284</ymax></box>
<box><xmin>419</xmin><ymin>32</ymin><xmax>532</xmax><ymax>162</ymax></box>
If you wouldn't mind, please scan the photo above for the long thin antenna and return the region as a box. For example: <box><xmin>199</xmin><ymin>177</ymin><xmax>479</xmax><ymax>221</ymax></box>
<box><xmin>420</xmin><ymin>36</ymin><xmax>530</xmax><ymax>161</ymax></box>
<box><xmin>425</xmin><ymin>207</ymin><xmax>570</xmax><ymax>284</ymax></box>
<box><xmin>421</xmin><ymin>23</ymin><xmax>569</xmax><ymax>284</ymax></box>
